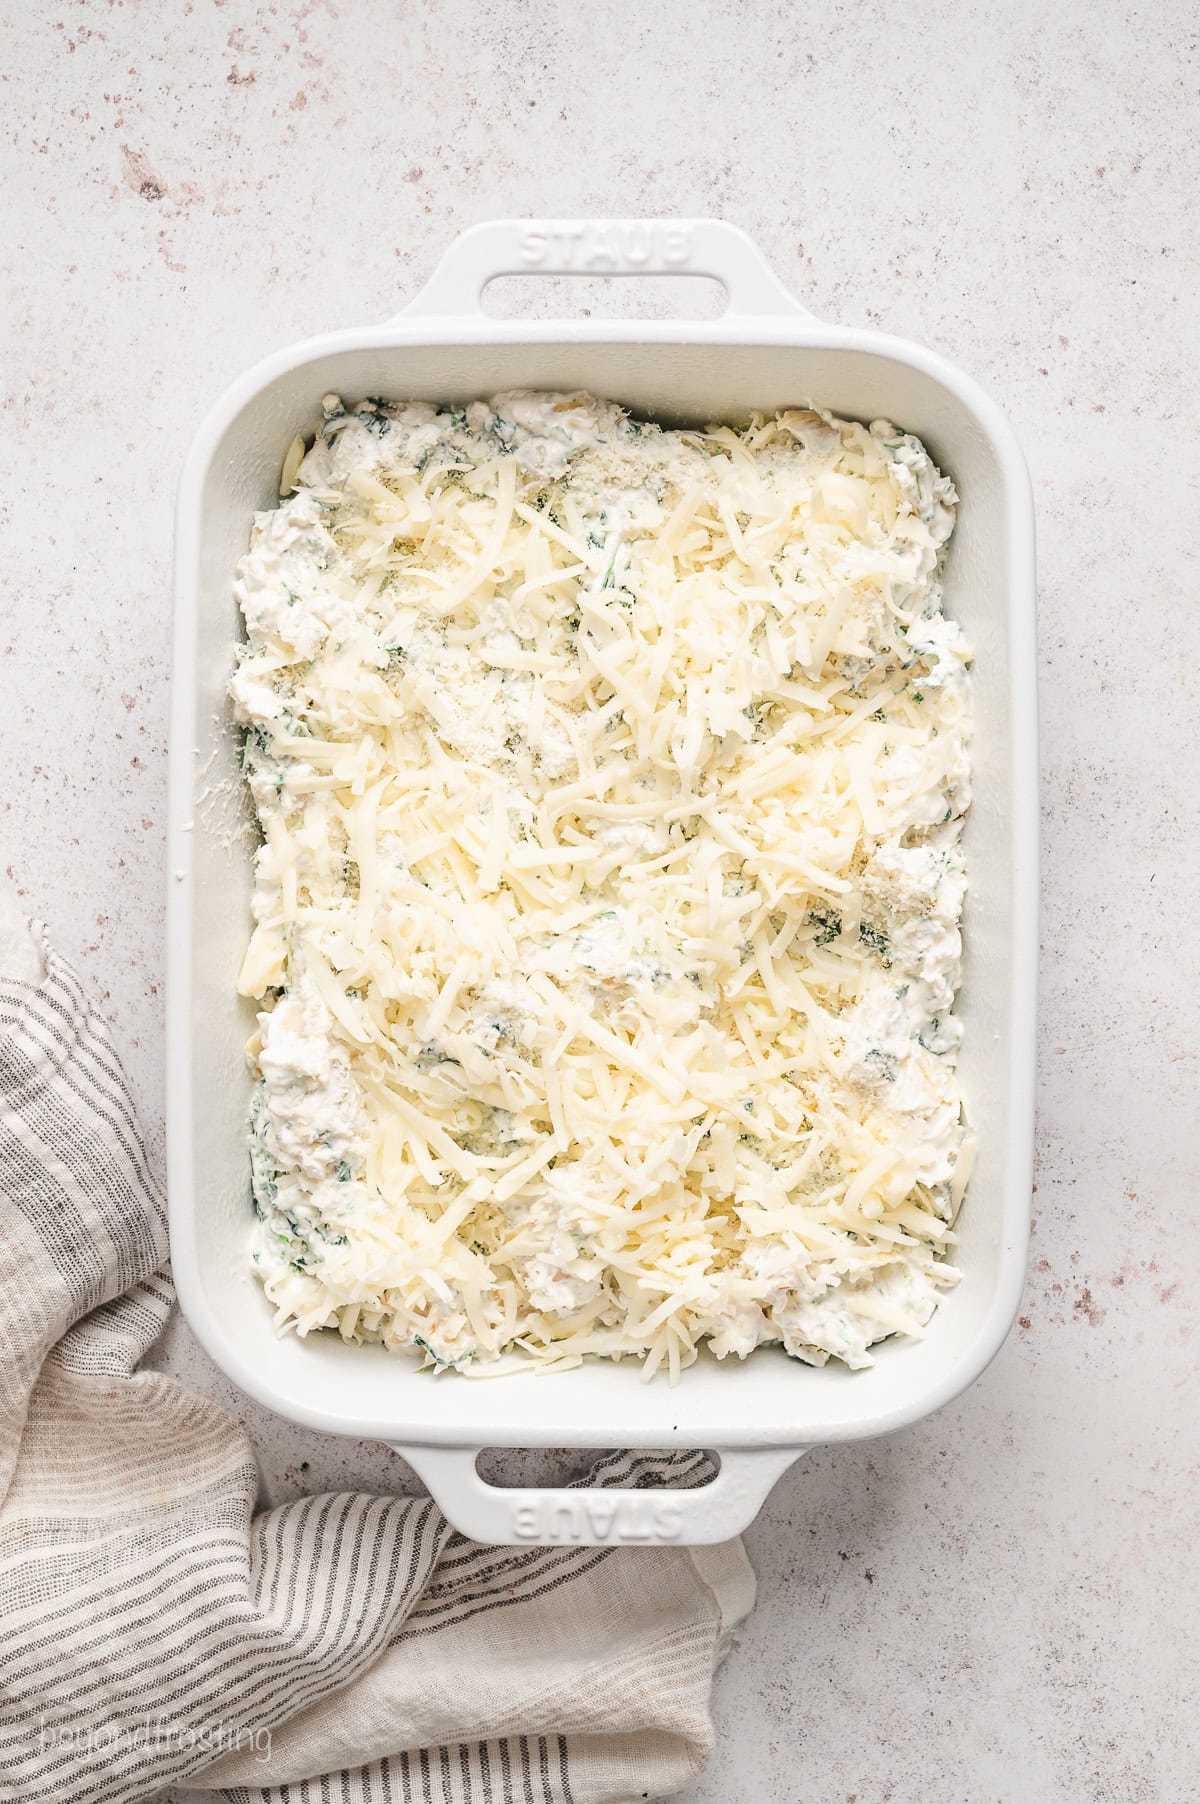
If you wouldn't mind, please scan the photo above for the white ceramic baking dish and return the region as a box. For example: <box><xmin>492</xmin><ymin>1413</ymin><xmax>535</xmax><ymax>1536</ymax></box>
<box><xmin>168</xmin><ymin>219</ymin><xmax>1037</xmax><ymax>1546</ymax></box>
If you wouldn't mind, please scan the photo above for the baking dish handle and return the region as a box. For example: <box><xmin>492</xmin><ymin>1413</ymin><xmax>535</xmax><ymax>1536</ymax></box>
<box><xmin>397</xmin><ymin>218</ymin><xmax>817</xmax><ymax>322</ymax></box>
<box><xmin>395</xmin><ymin>1444</ymin><xmax>805</xmax><ymax>1546</ymax></box>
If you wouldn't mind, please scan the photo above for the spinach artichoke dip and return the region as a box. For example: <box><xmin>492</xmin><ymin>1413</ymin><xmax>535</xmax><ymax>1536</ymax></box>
<box><xmin>231</xmin><ymin>390</ymin><xmax>973</xmax><ymax>1380</ymax></box>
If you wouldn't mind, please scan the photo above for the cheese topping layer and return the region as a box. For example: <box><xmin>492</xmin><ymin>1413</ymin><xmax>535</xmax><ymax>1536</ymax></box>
<box><xmin>232</xmin><ymin>390</ymin><xmax>973</xmax><ymax>1379</ymax></box>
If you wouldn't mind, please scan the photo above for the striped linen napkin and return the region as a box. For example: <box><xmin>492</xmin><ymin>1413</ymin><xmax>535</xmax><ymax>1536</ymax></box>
<box><xmin>0</xmin><ymin>891</ymin><xmax>753</xmax><ymax>1804</ymax></box>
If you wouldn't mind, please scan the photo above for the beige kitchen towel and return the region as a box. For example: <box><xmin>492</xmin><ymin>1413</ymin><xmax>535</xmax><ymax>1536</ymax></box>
<box><xmin>0</xmin><ymin>902</ymin><xmax>753</xmax><ymax>1804</ymax></box>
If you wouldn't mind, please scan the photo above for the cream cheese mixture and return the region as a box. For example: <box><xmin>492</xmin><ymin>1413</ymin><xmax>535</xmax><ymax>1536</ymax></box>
<box><xmin>231</xmin><ymin>390</ymin><xmax>973</xmax><ymax>1378</ymax></box>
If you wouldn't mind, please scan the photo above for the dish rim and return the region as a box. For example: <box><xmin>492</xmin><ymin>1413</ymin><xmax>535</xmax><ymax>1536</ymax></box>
<box><xmin>168</xmin><ymin>285</ymin><xmax>1038</xmax><ymax>1460</ymax></box>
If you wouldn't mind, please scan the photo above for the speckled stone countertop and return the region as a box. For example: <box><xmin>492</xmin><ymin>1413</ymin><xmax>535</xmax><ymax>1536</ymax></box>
<box><xmin>2</xmin><ymin>3</ymin><xmax>1197</xmax><ymax>1799</ymax></box>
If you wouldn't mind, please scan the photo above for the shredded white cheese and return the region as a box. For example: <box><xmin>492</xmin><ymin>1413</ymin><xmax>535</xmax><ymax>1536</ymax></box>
<box><xmin>232</xmin><ymin>390</ymin><xmax>972</xmax><ymax>1379</ymax></box>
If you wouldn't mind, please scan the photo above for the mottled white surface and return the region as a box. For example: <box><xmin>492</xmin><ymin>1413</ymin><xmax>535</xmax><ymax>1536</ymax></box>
<box><xmin>1</xmin><ymin>2</ymin><xmax>1197</xmax><ymax>1800</ymax></box>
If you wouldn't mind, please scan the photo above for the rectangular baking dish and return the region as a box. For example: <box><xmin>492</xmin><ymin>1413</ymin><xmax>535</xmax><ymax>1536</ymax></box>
<box><xmin>168</xmin><ymin>218</ymin><xmax>1037</xmax><ymax>1545</ymax></box>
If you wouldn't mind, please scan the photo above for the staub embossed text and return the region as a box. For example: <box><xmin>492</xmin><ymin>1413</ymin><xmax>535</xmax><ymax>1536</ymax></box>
<box><xmin>518</xmin><ymin>220</ymin><xmax>692</xmax><ymax>272</ymax></box>
<box><xmin>509</xmin><ymin>1493</ymin><xmax>685</xmax><ymax>1543</ymax></box>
